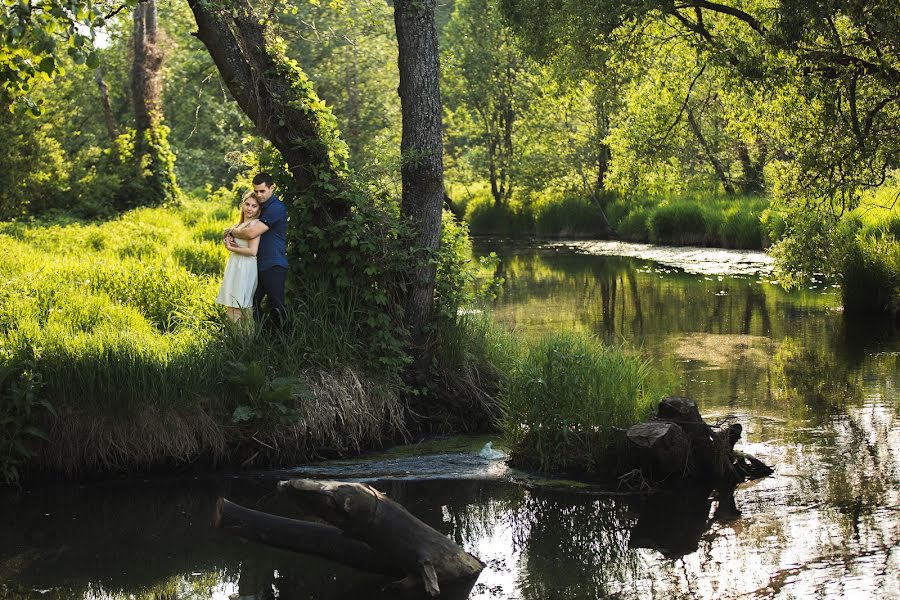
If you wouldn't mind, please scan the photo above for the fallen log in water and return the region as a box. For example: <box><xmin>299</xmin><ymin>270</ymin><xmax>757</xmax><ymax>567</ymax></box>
<box><xmin>214</xmin><ymin>479</ymin><xmax>484</xmax><ymax>597</ymax></box>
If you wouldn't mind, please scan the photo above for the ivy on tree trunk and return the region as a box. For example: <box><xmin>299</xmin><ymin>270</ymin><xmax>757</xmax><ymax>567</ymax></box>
<box><xmin>130</xmin><ymin>0</ymin><xmax>176</xmax><ymax>206</ymax></box>
<box><xmin>394</xmin><ymin>0</ymin><xmax>445</xmax><ymax>379</ymax></box>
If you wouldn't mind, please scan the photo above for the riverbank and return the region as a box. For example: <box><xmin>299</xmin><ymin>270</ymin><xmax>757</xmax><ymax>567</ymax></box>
<box><xmin>0</xmin><ymin>195</ymin><xmax>668</xmax><ymax>483</ymax></box>
<box><xmin>454</xmin><ymin>189</ymin><xmax>771</xmax><ymax>249</ymax></box>
<box><xmin>0</xmin><ymin>195</ymin><xmax>413</xmax><ymax>481</ymax></box>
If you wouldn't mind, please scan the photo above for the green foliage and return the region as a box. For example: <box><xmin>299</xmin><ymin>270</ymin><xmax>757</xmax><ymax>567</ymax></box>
<box><xmin>533</xmin><ymin>193</ymin><xmax>608</xmax><ymax>238</ymax></box>
<box><xmin>499</xmin><ymin>331</ymin><xmax>672</xmax><ymax>475</ymax></box>
<box><xmin>615</xmin><ymin>206</ymin><xmax>651</xmax><ymax>241</ymax></box>
<box><xmin>769</xmin><ymin>208</ymin><xmax>853</xmax><ymax>289</ymax></box>
<box><xmin>433</xmin><ymin>210</ymin><xmax>503</xmax><ymax>322</ymax></box>
<box><xmin>228</xmin><ymin>361</ymin><xmax>313</xmax><ymax>425</ymax></box>
<box><xmin>1</xmin><ymin>0</ymin><xmax>119</xmax><ymax>111</ymax></box>
<box><xmin>841</xmin><ymin>233</ymin><xmax>900</xmax><ymax>315</ymax></box>
<box><xmin>0</xmin><ymin>106</ymin><xmax>69</xmax><ymax>219</ymax></box>
<box><xmin>648</xmin><ymin>202</ymin><xmax>708</xmax><ymax>246</ymax></box>
<box><xmin>276</xmin><ymin>0</ymin><xmax>400</xmax><ymax>182</ymax></box>
<box><xmin>0</xmin><ymin>353</ymin><xmax>54</xmax><ymax>484</ymax></box>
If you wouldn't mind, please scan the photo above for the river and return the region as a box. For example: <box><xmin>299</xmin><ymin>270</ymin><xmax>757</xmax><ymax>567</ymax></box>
<box><xmin>1</xmin><ymin>240</ymin><xmax>897</xmax><ymax>599</ymax></box>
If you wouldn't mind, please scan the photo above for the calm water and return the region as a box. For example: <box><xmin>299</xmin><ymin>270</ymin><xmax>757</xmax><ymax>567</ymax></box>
<box><xmin>2</xmin><ymin>241</ymin><xmax>898</xmax><ymax>600</ymax></box>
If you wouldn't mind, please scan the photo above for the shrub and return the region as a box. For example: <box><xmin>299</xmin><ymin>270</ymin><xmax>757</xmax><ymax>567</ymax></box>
<box><xmin>615</xmin><ymin>206</ymin><xmax>651</xmax><ymax>240</ymax></box>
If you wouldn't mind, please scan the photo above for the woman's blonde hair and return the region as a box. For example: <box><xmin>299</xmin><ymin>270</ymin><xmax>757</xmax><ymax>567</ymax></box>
<box><xmin>239</xmin><ymin>191</ymin><xmax>260</xmax><ymax>224</ymax></box>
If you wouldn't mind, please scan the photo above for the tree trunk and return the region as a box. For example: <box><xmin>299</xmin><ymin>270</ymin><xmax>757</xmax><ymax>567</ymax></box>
<box><xmin>737</xmin><ymin>141</ymin><xmax>765</xmax><ymax>194</ymax></box>
<box><xmin>215</xmin><ymin>480</ymin><xmax>484</xmax><ymax>597</ymax></box>
<box><xmin>394</xmin><ymin>0</ymin><xmax>445</xmax><ymax>379</ymax></box>
<box><xmin>687</xmin><ymin>107</ymin><xmax>734</xmax><ymax>195</ymax></box>
<box><xmin>188</xmin><ymin>0</ymin><xmax>348</xmax><ymax>213</ymax></box>
<box><xmin>95</xmin><ymin>70</ymin><xmax>117</xmax><ymax>141</ymax></box>
<box><xmin>131</xmin><ymin>0</ymin><xmax>161</xmax><ymax>152</ymax></box>
<box><xmin>130</xmin><ymin>0</ymin><xmax>176</xmax><ymax>205</ymax></box>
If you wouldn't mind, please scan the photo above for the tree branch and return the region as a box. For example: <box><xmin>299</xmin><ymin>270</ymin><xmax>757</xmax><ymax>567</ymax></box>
<box><xmin>675</xmin><ymin>0</ymin><xmax>766</xmax><ymax>37</ymax></box>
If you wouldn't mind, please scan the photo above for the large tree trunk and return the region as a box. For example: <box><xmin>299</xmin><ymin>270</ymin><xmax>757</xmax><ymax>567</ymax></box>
<box><xmin>130</xmin><ymin>0</ymin><xmax>175</xmax><ymax>204</ymax></box>
<box><xmin>131</xmin><ymin>0</ymin><xmax>161</xmax><ymax>150</ymax></box>
<box><xmin>188</xmin><ymin>0</ymin><xmax>348</xmax><ymax>215</ymax></box>
<box><xmin>215</xmin><ymin>479</ymin><xmax>484</xmax><ymax>597</ymax></box>
<box><xmin>394</xmin><ymin>0</ymin><xmax>445</xmax><ymax>379</ymax></box>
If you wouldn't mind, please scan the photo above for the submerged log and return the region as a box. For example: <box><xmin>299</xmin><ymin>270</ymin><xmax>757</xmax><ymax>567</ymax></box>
<box><xmin>214</xmin><ymin>479</ymin><xmax>484</xmax><ymax>597</ymax></box>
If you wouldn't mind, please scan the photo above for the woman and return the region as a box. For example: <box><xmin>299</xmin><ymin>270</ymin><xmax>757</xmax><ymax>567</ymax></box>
<box><xmin>216</xmin><ymin>191</ymin><xmax>261</xmax><ymax>326</ymax></box>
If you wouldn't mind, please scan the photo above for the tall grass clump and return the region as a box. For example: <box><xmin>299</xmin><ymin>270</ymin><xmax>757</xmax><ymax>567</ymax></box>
<box><xmin>464</xmin><ymin>194</ymin><xmax>534</xmax><ymax>236</ymax></box>
<box><xmin>429</xmin><ymin>312</ymin><xmax>519</xmax><ymax>431</ymax></box>
<box><xmin>532</xmin><ymin>193</ymin><xmax>608</xmax><ymax>238</ymax></box>
<box><xmin>607</xmin><ymin>192</ymin><xmax>768</xmax><ymax>248</ymax></box>
<box><xmin>841</xmin><ymin>232</ymin><xmax>900</xmax><ymax>315</ymax></box>
<box><xmin>499</xmin><ymin>331</ymin><xmax>672</xmax><ymax>475</ymax></box>
<box><xmin>648</xmin><ymin>201</ymin><xmax>708</xmax><ymax>245</ymax></box>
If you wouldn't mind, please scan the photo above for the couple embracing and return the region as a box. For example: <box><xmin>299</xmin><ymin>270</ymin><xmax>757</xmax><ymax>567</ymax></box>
<box><xmin>215</xmin><ymin>172</ymin><xmax>288</xmax><ymax>330</ymax></box>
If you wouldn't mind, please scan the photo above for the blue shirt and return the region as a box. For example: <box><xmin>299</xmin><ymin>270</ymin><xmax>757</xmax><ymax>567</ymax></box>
<box><xmin>257</xmin><ymin>195</ymin><xmax>288</xmax><ymax>271</ymax></box>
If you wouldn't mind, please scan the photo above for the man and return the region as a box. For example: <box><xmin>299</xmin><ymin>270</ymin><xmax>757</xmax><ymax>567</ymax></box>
<box><xmin>227</xmin><ymin>172</ymin><xmax>288</xmax><ymax>328</ymax></box>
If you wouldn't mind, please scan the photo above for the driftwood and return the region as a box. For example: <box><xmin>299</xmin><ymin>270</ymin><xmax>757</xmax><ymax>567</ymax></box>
<box><xmin>214</xmin><ymin>479</ymin><xmax>484</xmax><ymax>597</ymax></box>
<box><xmin>625</xmin><ymin>396</ymin><xmax>774</xmax><ymax>485</ymax></box>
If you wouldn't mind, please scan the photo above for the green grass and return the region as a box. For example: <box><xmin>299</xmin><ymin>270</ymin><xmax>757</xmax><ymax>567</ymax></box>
<box><xmin>457</xmin><ymin>186</ymin><xmax>770</xmax><ymax>249</ymax></box>
<box><xmin>0</xmin><ymin>193</ymin><xmax>405</xmax><ymax>481</ymax></box>
<box><xmin>498</xmin><ymin>331</ymin><xmax>674</xmax><ymax>476</ymax></box>
<box><xmin>608</xmin><ymin>192</ymin><xmax>769</xmax><ymax>249</ymax></box>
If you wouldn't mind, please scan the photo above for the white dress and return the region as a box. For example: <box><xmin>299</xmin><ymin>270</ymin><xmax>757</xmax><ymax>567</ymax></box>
<box><xmin>215</xmin><ymin>224</ymin><xmax>258</xmax><ymax>309</ymax></box>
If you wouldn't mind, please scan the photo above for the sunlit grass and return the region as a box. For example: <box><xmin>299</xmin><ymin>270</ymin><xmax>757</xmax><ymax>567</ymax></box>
<box><xmin>0</xmin><ymin>193</ymin><xmax>403</xmax><ymax>479</ymax></box>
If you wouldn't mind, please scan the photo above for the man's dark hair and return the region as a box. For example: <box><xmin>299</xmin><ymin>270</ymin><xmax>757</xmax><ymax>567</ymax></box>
<box><xmin>252</xmin><ymin>172</ymin><xmax>274</xmax><ymax>187</ymax></box>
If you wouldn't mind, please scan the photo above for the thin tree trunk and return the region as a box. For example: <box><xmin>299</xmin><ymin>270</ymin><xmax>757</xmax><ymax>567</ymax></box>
<box><xmin>394</xmin><ymin>0</ymin><xmax>444</xmax><ymax>378</ymax></box>
<box><xmin>687</xmin><ymin>107</ymin><xmax>734</xmax><ymax>195</ymax></box>
<box><xmin>95</xmin><ymin>70</ymin><xmax>117</xmax><ymax>141</ymax></box>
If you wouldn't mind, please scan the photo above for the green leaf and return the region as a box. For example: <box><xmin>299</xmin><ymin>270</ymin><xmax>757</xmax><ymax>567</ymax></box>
<box><xmin>232</xmin><ymin>405</ymin><xmax>257</xmax><ymax>423</ymax></box>
<box><xmin>38</xmin><ymin>57</ymin><xmax>55</xmax><ymax>74</ymax></box>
